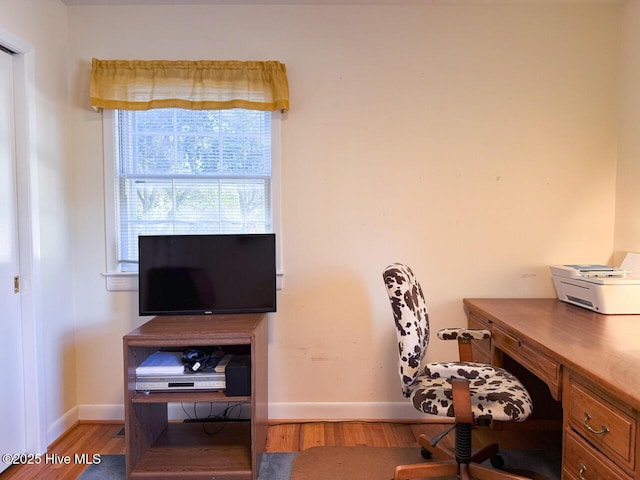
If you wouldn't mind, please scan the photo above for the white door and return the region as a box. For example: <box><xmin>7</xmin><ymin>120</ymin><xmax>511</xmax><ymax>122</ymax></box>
<box><xmin>0</xmin><ymin>48</ymin><xmax>27</xmax><ymax>474</ymax></box>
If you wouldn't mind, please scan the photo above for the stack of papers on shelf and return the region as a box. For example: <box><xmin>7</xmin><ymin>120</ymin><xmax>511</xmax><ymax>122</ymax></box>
<box><xmin>136</xmin><ymin>351</ymin><xmax>184</xmax><ymax>376</ymax></box>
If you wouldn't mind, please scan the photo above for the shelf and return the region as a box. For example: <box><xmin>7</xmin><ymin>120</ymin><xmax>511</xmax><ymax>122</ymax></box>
<box><xmin>124</xmin><ymin>314</ymin><xmax>265</xmax><ymax>344</ymax></box>
<box><xmin>124</xmin><ymin>314</ymin><xmax>267</xmax><ymax>479</ymax></box>
<box><xmin>132</xmin><ymin>390</ymin><xmax>251</xmax><ymax>404</ymax></box>
<box><xmin>131</xmin><ymin>422</ymin><xmax>252</xmax><ymax>479</ymax></box>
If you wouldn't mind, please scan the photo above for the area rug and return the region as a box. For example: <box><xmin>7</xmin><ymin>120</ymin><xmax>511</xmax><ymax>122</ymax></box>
<box><xmin>76</xmin><ymin>452</ymin><xmax>297</xmax><ymax>479</ymax></box>
<box><xmin>77</xmin><ymin>455</ymin><xmax>125</xmax><ymax>479</ymax></box>
<box><xmin>291</xmin><ymin>446</ymin><xmax>423</xmax><ymax>480</ymax></box>
<box><xmin>290</xmin><ymin>446</ymin><xmax>561</xmax><ymax>480</ymax></box>
<box><xmin>76</xmin><ymin>448</ymin><xmax>560</xmax><ymax>480</ymax></box>
<box><xmin>259</xmin><ymin>452</ymin><xmax>298</xmax><ymax>479</ymax></box>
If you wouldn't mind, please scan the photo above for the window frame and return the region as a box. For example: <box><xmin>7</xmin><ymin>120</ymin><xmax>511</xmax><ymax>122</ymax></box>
<box><xmin>101</xmin><ymin>108</ymin><xmax>283</xmax><ymax>292</ymax></box>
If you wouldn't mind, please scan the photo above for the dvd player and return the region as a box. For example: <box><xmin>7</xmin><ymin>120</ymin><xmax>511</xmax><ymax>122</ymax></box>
<box><xmin>136</xmin><ymin>372</ymin><xmax>225</xmax><ymax>392</ymax></box>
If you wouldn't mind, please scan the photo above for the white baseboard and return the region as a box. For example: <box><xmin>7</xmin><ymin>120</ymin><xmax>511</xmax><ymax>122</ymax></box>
<box><xmin>47</xmin><ymin>406</ymin><xmax>79</xmax><ymax>446</ymax></box>
<box><xmin>75</xmin><ymin>403</ymin><xmax>248</xmax><ymax>422</ymax></box>
<box><xmin>78</xmin><ymin>404</ymin><xmax>124</xmax><ymax>421</ymax></box>
<box><xmin>268</xmin><ymin>402</ymin><xmax>437</xmax><ymax>421</ymax></box>
<box><xmin>72</xmin><ymin>402</ymin><xmax>439</xmax><ymax>424</ymax></box>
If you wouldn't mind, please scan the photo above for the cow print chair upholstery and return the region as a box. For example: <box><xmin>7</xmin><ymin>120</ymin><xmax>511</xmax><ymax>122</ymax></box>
<box><xmin>383</xmin><ymin>263</ymin><xmax>534</xmax><ymax>480</ymax></box>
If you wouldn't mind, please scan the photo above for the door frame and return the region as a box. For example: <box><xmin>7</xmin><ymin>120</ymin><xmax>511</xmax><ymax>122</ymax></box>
<box><xmin>1</xmin><ymin>27</ymin><xmax>46</xmax><ymax>455</ymax></box>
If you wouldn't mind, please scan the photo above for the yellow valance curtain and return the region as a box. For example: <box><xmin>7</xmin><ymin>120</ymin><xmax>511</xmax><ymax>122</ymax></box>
<box><xmin>89</xmin><ymin>58</ymin><xmax>290</xmax><ymax>112</ymax></box>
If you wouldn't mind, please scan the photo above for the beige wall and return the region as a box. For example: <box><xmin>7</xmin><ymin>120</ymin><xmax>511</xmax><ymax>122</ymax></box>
<box><xmin>616</xmin><ymin>1</ymin><xmax>640</xmax><ymax>265</ymax></box>
<box><xmin>66</xmin><ymin>3</ymin><xmax>622</xmax><ymax>421</ymax></box>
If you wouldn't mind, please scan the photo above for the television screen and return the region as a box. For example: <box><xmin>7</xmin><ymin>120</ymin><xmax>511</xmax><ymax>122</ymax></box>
<box><xmin>138</xmin><ymin>233</ymin><xmax>276</xmax><ymax>316</ymax></box>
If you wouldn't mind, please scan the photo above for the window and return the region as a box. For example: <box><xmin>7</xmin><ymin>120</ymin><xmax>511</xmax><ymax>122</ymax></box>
<box><xmin>102</xmin><ymin>108</ymin><xmax>282</xmax><ymax>289</ymax></box>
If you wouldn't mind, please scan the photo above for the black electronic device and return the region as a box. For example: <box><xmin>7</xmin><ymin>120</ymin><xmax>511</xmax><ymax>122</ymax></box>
<box><xmin>138</xmin><ymin>233</ymin><xmax>276</xmax><ymax>316</ymax></box>
<box><xmin>225</xmin><ymin>355</ymin><xmax>251</xmax><ymax>397</ymax></box>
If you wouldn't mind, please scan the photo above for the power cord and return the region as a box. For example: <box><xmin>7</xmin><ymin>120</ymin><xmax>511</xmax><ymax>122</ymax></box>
<box><xmin>180</xmin><ymin>401</ymin><xmax>250</xmax><ymax>435</ymax></box>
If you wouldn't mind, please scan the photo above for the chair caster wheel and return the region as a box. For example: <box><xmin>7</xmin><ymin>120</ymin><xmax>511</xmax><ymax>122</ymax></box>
<box><xmin>420</xmin><ymin>447</ymin><xmax>432</xmax><ymax>459</ymax></box>
<box><xmin>490</xmin><ymin>454</ymin><xmax>505</xmax><ymax>469</ymax></box>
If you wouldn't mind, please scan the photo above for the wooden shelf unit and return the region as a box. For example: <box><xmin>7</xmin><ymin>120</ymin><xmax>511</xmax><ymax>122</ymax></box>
<box><xmin>123</xmin><ymin>314</ymin><xmax>268</xmax><ymax>480</ymax></box>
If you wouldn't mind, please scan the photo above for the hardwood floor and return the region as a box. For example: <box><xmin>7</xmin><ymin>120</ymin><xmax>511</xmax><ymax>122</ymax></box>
<box><xmin>0</xmin><ymin>423</ymin><xmax>125</xmax><ymax>480</ymax></box>
<box><xmin>265</xmin><ymin>420</ymin><xmax>561</xmax><ymax>453</ymax></box>
<box><xmin>0</xmin><ymin>421</ymin><xmax>561</xmax><ymax>479</ymax></box>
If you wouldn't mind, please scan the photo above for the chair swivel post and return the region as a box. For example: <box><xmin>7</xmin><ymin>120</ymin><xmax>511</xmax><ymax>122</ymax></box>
<box><xmin>454</xmin><ymin>423</ymin><xmax>473</xmax><ymax>465</ymax></box>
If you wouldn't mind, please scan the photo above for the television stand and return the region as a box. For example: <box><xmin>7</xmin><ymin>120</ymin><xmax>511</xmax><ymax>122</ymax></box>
<box><xmin>123</xmin><ymin>314</ymin><xmax>268</xmax><ymax>479</ymax></box>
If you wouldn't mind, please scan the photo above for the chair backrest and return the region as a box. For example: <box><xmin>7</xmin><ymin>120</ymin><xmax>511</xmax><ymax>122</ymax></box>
<box><xmin>382</xmin><ymin>263</ymin><xmax>430</xmax><ymax>397</ymax></box>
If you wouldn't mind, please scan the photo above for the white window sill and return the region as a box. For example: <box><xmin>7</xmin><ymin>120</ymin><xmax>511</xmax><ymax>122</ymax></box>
<box><xmin>101</xmin><ymin>271</ymin><xmax>285</xmax><ymax>292</ymax></box>
<box><xmin>100</xmin><ymin>271</ymin><xmax>138</xmax><ymax>292</ymax></box>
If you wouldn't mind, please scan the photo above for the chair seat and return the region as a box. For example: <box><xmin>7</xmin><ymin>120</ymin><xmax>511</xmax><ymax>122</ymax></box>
<box><xmin>409</xmin><ymin>361</ymin><xmax>533</xmax><ymax>423</ymax></box>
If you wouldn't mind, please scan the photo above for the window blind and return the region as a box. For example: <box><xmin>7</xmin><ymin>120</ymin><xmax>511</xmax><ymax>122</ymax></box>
<box><xmin>115</xmin><ymin>108</ymin><xmax>272</xmax><ymax>267</ymax></box>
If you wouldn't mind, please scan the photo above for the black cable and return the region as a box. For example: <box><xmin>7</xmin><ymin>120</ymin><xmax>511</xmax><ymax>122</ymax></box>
<box><xmin>180</xmin><ymin>401</ymin><xmax>250</xmax><ymax>436</ymax></box>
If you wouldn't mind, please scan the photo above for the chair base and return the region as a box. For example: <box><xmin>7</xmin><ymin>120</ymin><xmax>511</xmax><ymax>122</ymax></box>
<box><xmin>394</xmin><ymin>460</ymin><xmax>536</xmax><ymax>480</ymax></box>
<box><xmin>418</xmin><ymin>433</ymin><xmax>500</xmax><ymax>465</ymax></box>
<box><xmin>395</xmin><ymin>433</ymin><xmax>542</xmax><ymax>480</ymax></box>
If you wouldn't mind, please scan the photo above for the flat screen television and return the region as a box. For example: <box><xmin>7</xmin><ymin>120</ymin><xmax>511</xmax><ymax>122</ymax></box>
<box><xmin>138</xmin><ymin>233</ymin><xmax>276</xmax><ymax>316</ymax></box>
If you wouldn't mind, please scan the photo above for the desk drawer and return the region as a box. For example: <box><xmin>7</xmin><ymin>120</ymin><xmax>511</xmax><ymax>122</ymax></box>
<box><xmin>563</xmin><ymin>428</ymin><xmax>631</xmax><ymax>480</ymax></box>
<box><xmin>491</xmin><ymin>326</ymin><xmax>561</xmax><ymax>400</ymax></box>
<box><xmin>567</xmin><ymin>378</ymin><xmax>636</xmax><ymax>470</ymax></box>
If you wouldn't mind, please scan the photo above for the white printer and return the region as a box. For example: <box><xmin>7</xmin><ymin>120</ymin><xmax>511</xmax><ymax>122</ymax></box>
<box><xmin>551</xmin><ymin>253</ymin><xmax>640</xmax><ymax>314</ymax></box>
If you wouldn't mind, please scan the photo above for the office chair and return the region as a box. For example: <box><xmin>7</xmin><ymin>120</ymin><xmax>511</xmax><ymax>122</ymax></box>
<box><xmin>382</xmin><ymin>263</ymin><xmax>534</xmax><ymax>480</ymax></box>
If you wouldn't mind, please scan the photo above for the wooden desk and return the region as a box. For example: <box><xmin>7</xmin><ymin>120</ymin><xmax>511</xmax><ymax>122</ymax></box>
<box><xmin>464</xmin><ymin>298</ymin><xmax>640</xmax><ymax>480</ymax></box>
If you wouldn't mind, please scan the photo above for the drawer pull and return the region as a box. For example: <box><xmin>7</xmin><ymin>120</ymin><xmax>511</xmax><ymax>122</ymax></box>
<box><xmin>583</xmin><ymin>413</ymin><xmax>610</xmax><ymax>435</ymax></box>
<box><xmin>578</xmin><ymin>463</ymin><xmax>588</xmax><ymax>480</ymax></box>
